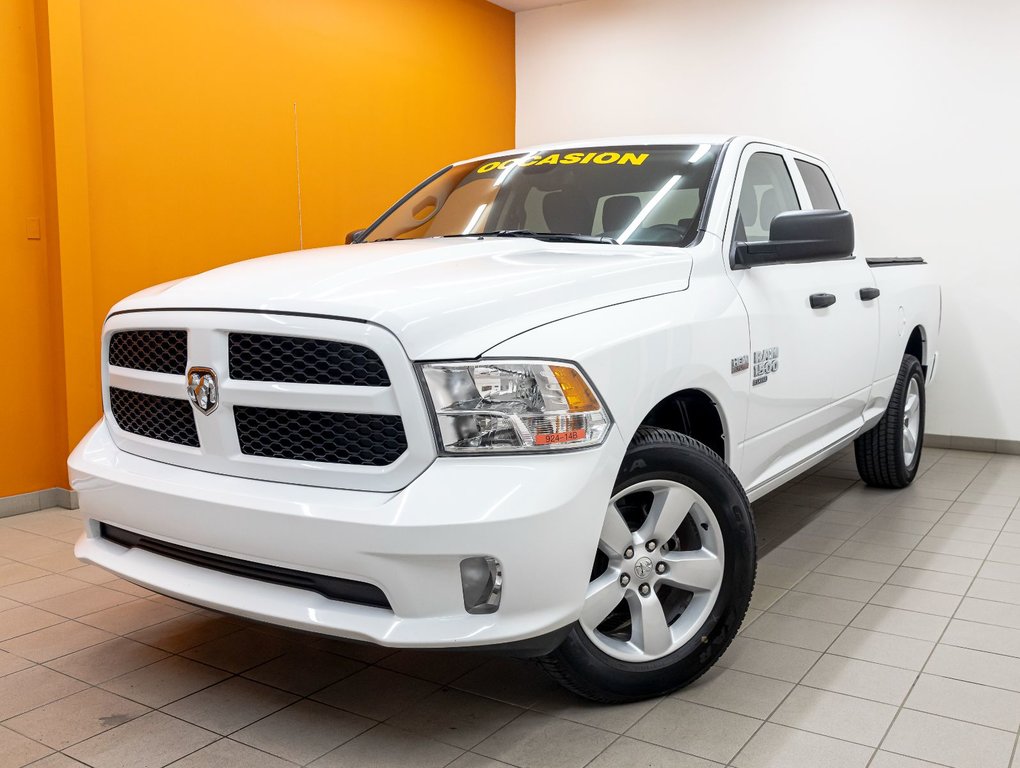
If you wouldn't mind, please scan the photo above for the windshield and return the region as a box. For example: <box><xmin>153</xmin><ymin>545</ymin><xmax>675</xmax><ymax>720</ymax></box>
<box><xmin>361</xmin><ymin>144</ymin><xmax>722</xmax><ymax>247</ymax></box>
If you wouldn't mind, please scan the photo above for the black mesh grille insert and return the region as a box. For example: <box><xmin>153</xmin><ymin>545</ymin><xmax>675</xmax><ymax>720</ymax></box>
<box><xmin>229</xmin><ymin>333</ymin><xmax>390</xmax><ymax>387</ymax></box>
<box><xmin>109</xmin><ymin>330</ymin><xmax>187</xmax><ymax>374</ymax></box>
<box><xmin>100</xmin><ymin>524</ymin><xmax>391</xmax><ymax>609</ymax></box>
<box><xmin>235</xmin><ymin>407</ymin><xmax>406</xmax><ymax>466</ymax></box>
<box><xmin>109</xmin><ymin>387</ymin><xmax>199</xmax><ymax>447</ymax></box>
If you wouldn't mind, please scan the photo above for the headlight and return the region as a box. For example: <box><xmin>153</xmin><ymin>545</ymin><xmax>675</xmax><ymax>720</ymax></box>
<box><xmin>419</xmin><ymin>360</ymin><xmax>611</xmax><ymax>453</ymax></box>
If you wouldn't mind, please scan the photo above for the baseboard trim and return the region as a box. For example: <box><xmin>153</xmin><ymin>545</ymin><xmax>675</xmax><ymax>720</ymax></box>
<box><xmin>926</xmin><ymin>434</ymin><xmax>1020</xmax><ymax>455</ymax></box>
<box><xmin>0</xmin><ymin>488</ymin><xmax>78</xmax><ymax>518</ymax></box>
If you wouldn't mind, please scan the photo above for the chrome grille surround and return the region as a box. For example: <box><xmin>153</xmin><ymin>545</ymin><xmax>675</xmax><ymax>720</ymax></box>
<box><xmin>102</xmin><ymin>310</ymin><xmax>435</xmax><ymax>492</ymax></box>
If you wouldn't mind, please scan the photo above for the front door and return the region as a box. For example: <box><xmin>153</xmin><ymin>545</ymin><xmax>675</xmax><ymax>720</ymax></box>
<box><xmin>727</xmin><ymin>147</ymin><xmax>879</xmax><ymax>491</ymax></box>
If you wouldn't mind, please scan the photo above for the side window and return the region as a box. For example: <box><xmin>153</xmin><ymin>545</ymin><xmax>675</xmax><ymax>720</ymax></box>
<box><xmin>735</xmin><ymin>153</ymin><xmax>800</xmax><ymax>242</ymax></box>
<box><xmin>795</xmin><ymin>159</ymin><xmax>840</xmax><ymax>210</ymax></box>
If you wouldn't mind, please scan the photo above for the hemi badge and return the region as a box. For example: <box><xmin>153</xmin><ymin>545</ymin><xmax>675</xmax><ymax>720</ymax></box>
<box><xmin>731</xmin><ymin>355</ymin><xmax>749</xmax><ymax>374</ymax></box>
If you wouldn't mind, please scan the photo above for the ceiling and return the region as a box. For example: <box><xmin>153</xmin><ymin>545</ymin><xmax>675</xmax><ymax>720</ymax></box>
<box><xmin>487</xmin><ymin>0</ymin><xmax>576</xmax><ymax>11</ymax></box>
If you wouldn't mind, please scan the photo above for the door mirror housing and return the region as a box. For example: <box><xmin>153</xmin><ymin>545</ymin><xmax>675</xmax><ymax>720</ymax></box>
<box><xmin>733</xmin><ymin>209</ymin><xmax>854</xmax><ymax>269</ymax></box>
<box><xmin>345</xmin><ymin>228</ymin><xmax>366</xmax><ymax>245</ymax></box>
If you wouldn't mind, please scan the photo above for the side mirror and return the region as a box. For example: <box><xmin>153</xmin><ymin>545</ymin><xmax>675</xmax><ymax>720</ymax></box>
<box><xmin>733</xmin><ymin>210</ymin><xmax>854</xmax><ymax>269</ymax></box>
<box><xmin>345</xmin><ymin>228</ymin><xmax>366</xmax><ymax>245</ymax></box>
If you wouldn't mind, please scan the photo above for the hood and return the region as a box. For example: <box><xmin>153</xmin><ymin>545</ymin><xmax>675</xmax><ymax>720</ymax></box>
<box><xmin>113</xmin><ymin>238</ymin><xmax>694</xmax><ymax>359</ymax></box>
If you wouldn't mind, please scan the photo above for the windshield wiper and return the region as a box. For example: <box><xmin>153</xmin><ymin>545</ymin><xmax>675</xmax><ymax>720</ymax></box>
<box><xmin>443</xmin><ymin>230</ymin><xmax>618</xmax><ymax>245</ymax></box>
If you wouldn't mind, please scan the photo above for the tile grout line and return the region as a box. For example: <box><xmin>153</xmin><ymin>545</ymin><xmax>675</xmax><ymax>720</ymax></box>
<box><xmin>728</xmin><ymin>452</ymin><xmax>960</xmax><ymax>762</ymax></box>
<box><xmin>766</xmin><ymin>488</ymin><xmax>913</xmax><ymax>766</ymax></box>
<box><xmin>17</xmin><ymin>636</ymin><xmax>503</xmax><ymax>768</ymax></box>
<box><xmin>866</xmin><ymin>451</ymin><xmax>1008</xmax><ymax>768</ymax></box>
<box><xmin>741</xmin><ymin>450</ymin><xmax>1002</xmax><ymax>767</ymax></box>
<box><xmin>0</xmin><ymin>607</ymin><xmax>401</xmax><ymax>762</ymax></box>
<box><xmin>0</xmin><ymin>639</ymin><xmax>240</xmax><ymax>755</ymax></box>
<box><xmin>577</xmin><ymin>732</ymin><xmax>623</xmax><ymax>768</ymax></box>
<box><xmin>45</xmin><ymin>631</ymin><xmax>448</xmax><ymax>767</ymax></box>
<box><xmin>728</xmin><ymin>475</ymin><xmax>903</xmax><ymax>767</ymax></box>
<box><xmin>840</xmin><ymin>453</ymin><xmax>978</xmax><ymax>768</ymax></box>
<box><xmin>998</xmin><ymin>501</ymin><xmax>1020</xmax><ymax>768</ymax></box>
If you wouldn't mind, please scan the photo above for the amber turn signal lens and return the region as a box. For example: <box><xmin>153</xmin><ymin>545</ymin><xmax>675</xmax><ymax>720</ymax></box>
<box><xmin>551</xmin><ymin>366</ymin><xmax>599</xmax><ymax>412</ymax></box>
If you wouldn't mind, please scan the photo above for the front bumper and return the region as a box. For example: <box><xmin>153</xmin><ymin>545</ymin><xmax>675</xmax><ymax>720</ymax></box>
<box><xmin>69</xmin><ymin>419</ymin><xmax>624</xmax><ymax>650</ymax></box>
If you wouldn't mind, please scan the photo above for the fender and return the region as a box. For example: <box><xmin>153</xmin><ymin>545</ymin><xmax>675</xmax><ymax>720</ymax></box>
<box><xmin>485</xmin><ymin>280</ymin><xmax>753</xmax><ymax>484</ymax></box>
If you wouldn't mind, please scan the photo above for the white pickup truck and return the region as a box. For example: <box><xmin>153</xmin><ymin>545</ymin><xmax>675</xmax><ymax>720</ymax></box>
<box><xmin>69</xmin><ymin>135</ymin><xmax>941</xmax><ymax>701</ymax></box>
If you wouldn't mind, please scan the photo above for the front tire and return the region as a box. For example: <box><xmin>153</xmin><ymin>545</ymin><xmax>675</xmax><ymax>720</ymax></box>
<box><xmin>541</xmin><ymin>427</ymin><xmax>756</xmax><ymax>702</ymax></box>
<box><xmin>855</xmin><ymin>354</ymin><xmax>925</xmax><ymax>488</ymax></box>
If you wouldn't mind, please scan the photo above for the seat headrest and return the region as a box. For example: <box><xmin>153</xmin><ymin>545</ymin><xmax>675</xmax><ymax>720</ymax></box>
<box><xmin>601</xmin><ymin>195</ymin><xmax>642</xmax><ymax>236</ymax></box>
<box><xmin>543</xmin><ymin>191</ymin><xmax>589</xmax><ymax>234</ymax></box>
<box><xmin>758</xmin><ymin>188</ymin><xmax>782</xmax><ymax>234</ymax></box>
<box><xmin>738</xmin><ymin>183</ymin><xmax>759</xmax><ymax>231</ymax></box>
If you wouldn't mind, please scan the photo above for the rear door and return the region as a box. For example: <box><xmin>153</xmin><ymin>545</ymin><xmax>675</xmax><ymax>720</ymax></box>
<box><xmin>726</xmin><ymin>146</ymin><xmax>878</xmax><ymax>491</ymax></box>
<box><xmin>790</xmin><ymin>154</ymin><xmax>880</xmax><ymax>428</ymax></box>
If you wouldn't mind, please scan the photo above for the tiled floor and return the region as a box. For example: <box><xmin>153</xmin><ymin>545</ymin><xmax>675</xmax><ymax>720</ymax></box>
<box><xmin>2</xmin><ymin>447</ymin><xmax>1020</xmax><ymax>768</ymax></box>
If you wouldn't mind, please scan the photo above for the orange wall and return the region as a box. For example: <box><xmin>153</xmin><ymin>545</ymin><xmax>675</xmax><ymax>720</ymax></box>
<box><xmin>80</xmin><ymin>0</ymin><xmax>515</xmax><ymax>363</ymax></box>
<box><xmin>0</xmin><ymin>0</ymin><xmax>65</xmax><ymax>496</ymax></box>
<box><xmin>2</xmin><ymin>0</ymin><xmax>515</xmax><ymax>498</ymax></box>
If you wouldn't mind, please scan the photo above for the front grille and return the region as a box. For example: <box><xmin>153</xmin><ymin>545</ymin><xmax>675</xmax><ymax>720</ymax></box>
<box><xmin>235</xmin><ymin>406</ymin><xmax>406</xmax><ymax>466</ymax></box>
<box><xmin>104</xmin><ymin>314</ymin><xmax>425</xmax><ymax>492</ymax></box>
<box><xmin>100</xmin><ymin>524</ymin><xmax>391</xmax><ymax>609</ymax></box>
<box><xmin>109</xmin><ymin>387</ymin><xmax>199</xmax><ymax>447</ymax></box>
<box><xmin>229</xmin><ymin>333</ymin><xmax>390</xmax><ymax>387</ymax></box>
<box><xmin>109</xmin><ymin>330</ymin><xmax>187</xmax><ymax>374</ymax></box>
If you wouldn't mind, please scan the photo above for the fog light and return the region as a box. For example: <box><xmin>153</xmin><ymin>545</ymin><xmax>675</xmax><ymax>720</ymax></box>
<box><xmin>460</xmin><ymin>556</ymin><xmax>502</xmax><ymax>614</ymax></box>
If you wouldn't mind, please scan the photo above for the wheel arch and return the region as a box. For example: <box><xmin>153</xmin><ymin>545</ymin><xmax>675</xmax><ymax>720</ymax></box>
<box><xmin>636</xmin><ymin>388</ymin><xmax>728</xmax><ymax>463</ymax></box>
<box><xmin>906</xmin><ymin>325</ymin><xmax>927</xmax><ymax>372</ymax></box>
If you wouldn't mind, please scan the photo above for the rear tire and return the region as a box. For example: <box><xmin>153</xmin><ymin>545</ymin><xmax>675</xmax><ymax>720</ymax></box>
<box><xmin>540</xmin><ymin>427</ymin><xmax>756</xmax><ymax>702</ymax></box>
<box><xmin>855</xmin><ymin>354</ymin><xmax>925</xmax><ymax>488</ymax></box>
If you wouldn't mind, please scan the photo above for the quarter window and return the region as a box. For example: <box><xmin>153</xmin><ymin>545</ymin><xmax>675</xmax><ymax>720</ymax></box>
<box><xmin>735</xmin><ymin>153</ymin><xmax>800</xmax><ymax>242</ymax></box>
<box><xmin>795</xmin><ymin>159</ymin><xmax>840</xmax><ymax>210</ymax></box>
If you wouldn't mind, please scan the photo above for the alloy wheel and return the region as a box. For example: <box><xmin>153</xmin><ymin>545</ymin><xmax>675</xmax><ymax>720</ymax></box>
<box><xmin>580</xmin><ymin>480</ymin><xmax>725</xmax><ymax>662</ymax></box>
<box><xmin>903</xmin><ymin>376</ymin><xmax>921</xmax><ymax>466</ymax></box>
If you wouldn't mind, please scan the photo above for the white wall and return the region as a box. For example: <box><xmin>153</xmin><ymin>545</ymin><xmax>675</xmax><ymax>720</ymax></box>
<box><xmin>516</xmin><ymin>0</ymin><xmax>1020</xmax><ymax>442</ymax></box>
